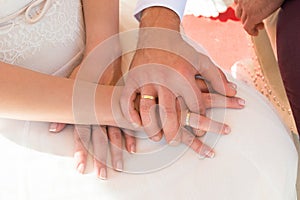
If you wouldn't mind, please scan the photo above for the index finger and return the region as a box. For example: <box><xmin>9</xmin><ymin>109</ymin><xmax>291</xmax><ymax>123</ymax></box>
<box><xmin>120</xmin><ymin>87</ymin><xmax>142</xmax><ymax>128</ymax></box>
<box><xmin>181</xmin><ymin>127</ymin><xmax>215</xmax><ymax>158</ymax></box>
<box><xmin>197</xmin><ymin>56</ymin><xmax>237</xmax><ymax>97</ymax></box>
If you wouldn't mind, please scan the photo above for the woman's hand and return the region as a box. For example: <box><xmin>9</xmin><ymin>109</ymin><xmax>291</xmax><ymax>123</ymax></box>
<box><xmin>49</xmin><ymin>56</ymin><xmax>136</xmax><ymax>179</ymax></box>
<box><xmin>49</xmin><ymin>123</ymin><xmax>135</xmax><ymax>179</ymax></box>
<box><xmin>73</xmin><ymin>125</ymin><xmax>135</xmax><ymax>179</ymax></box>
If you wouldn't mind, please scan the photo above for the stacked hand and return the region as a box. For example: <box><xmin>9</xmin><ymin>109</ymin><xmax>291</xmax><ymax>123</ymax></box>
<box><xmin>121</xmin><ymin>27</ymin><xmax>245</xmax><ymax>158</ymax></box>
<box><xmin>50</xmin><ymin>54</ymin><xmax>244</xmax><ymax>178</ymax></box>
<box><xmin>49</xmin><ymin>57</ymin><xmax>136</xmax><ymax>180</ymax></box>
<box><xmin>48</xmin><ymin>7</ymin><xmax>246</xmax><ymax>179</ymax></box>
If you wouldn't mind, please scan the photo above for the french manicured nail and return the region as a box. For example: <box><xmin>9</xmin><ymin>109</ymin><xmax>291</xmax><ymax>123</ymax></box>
<box><xmin>77</xmin><ymin>163</ymin><xmax>85</xmax><ymax>174</ymax></box>
<box><xmin>132</xmin><ymin>123</ymin><xmax>140</xmax><ymax>128</ymax></box>
<box><xmin>115</xmin><ymin>161</ymin><xmax>123</xmax><ymax>172</ymax></box>
<box><xmin>169</xmin><ymin>139</ymin><xmax>180</xmax><ymax>146</ymax></box>
<box><xmin>130</xmin><ymin>145</ymin><xmax>136</xmax><ymax>153</ymax></box>
<box><xmin>49</xmin><ymin>123</ymin><xmax>58</xmax><ymax>132</ymax></box>
<box><xmin>224</xmin><ymin>126</ymin><xmax>231</xmax><ymax>134</ymax></box>
<box><xmin>98</xmin><ymin>168</ymin><xmax>107</xmax><ymax>180</ymax></box>
<box><xmin>205</xmin><ymin>150</ymin><xmax>215</xmax><ymax>158</ymax></box>
<box><xmin>238</xmin><ymin>98</ymin><xmax>246</xmax><ymax>106</ymax></box>
<box><xmin>198</xmin><ymin>154</ymin><xmax>206</xmax><ymax>159</ymax></box>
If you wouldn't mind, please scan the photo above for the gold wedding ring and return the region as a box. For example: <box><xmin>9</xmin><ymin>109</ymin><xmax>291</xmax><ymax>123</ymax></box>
<box><xmin>185</xmin><ymin>111</ymin><xmax>191</xmax><ymax>126</ymax></box>
<box><xmin>141</xmin><ymin>94</ymin><xmax>155</xmax><ymax>100</ymax></box>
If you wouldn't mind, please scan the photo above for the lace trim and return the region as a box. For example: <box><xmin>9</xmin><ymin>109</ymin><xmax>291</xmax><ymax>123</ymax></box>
<box><xmin>0</xmin><ymin>0</ymin><xmax>52</xmax><ymax>25</ymax></box>
<box><xmin>0</xmin><ymin>0</ymin><xmax>85</xmax><ymax>66</ymax></box>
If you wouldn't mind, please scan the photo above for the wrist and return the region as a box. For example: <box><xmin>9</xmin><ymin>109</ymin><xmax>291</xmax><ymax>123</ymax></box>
<box><xmin>140</xmin><ymin>7</ymin><xmax>180</xmax><ymax>31</ymax></box>
<box><xmin>95</xmin><ymin>85</ymin><xmax>133</xmax><ymax>129</ymax></box>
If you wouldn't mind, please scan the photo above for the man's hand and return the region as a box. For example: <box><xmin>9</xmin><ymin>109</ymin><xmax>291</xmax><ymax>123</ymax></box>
<box><xmin>121</xmin><ymin>7</ymin><xmax>238</xmax><ymax>143</ymax></box>
<box><xmin>234</xmin><ymin>0</ymin><xmax>284</xmax><ymax>36</ymax></box>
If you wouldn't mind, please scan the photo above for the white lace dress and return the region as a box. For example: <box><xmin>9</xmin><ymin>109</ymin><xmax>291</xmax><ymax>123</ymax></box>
<box><xmin>0</xmin><ymin>1</ymin><xmax>298</xmax><ymax>200</ymax></box>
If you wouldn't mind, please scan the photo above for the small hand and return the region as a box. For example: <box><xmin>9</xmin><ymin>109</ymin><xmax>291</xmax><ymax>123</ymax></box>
<box><xmin>49</xmin><ymin>54</ymin><xmax>132</xmax><ymax>179</ymax></box>
<box><xmin>73</xmin><ymin>124</ymin><xmax>135</xmax><ymax>179</ymax></box>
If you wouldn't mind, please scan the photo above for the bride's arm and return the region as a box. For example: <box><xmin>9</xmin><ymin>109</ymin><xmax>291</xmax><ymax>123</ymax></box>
<box><xmin>82</xmin><ymin>0</ymin><xmax>119</xmax><ymax>56</ymax></box>
<box><xmin>0</xmin><ymin>62</ymin><xmax>131</xmax><ymax>128</ymax></box>
<box><xmin>47</xmin><ymin>0</ymin><xmax>122</xmax><ymax>127</ymax></box>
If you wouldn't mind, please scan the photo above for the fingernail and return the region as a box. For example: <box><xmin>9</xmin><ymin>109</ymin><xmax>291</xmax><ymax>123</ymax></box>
<box><xmin>230</xmin><ymin>83</ymin><xmax>237</xmax><ymax>90</ymax></box>
<box><xmin>198</xmin><ymin>154</ymin><xmax>206</xmax><ymax>160</ymax></box>
<box><xmin>152</xmin><ymin>135</ymin><xmax>161</xmax><ymax>142</ymax></box>
<box><xmin>195</xmin><ymin>130</ymin><xmax>205</xmax><ymax>137</ymax></box>
<box><xmin>132</xmin><ymin>123</ymin><xmax>140</xmax><ymax>128</ymax></box>
<box><xmin>205</xmin><ymin>150</ymin><xmax>215</xmax><ymax>158</ymax></box>
<box><xmin>49</xmin><ymin>123</ymin><xmax>58</xmax><ymax>132</ymax></box>
<box><xmin>130</xmin><ymin>145</ymin><xmax>136</xmax><ymax>153</ymax></box>
<box><xmin>224</xmin><ymin>126</ymin><xmax>231</xmax><ymax>134</ymax></box>
<box><xmin>77</xmin><ymin>163</ymin><xmax>85</xmax><ymax>174</ymax></box>
<box><xmin>98</xmin><ymin>168</ymin><xmax>107</xmax><ymax>180</ymax></box>
<box><xmin>238</xmin><ymin>98</ymin><xmax>246</xmax><ymax>106</ymax></box>
<box><xmin>169</xmin><ymin>139</ymin><xmax>180</xmax><ymax>146</ymax></box>
<box><xmin>115</xmin><ymin>161</ymin><xmax>123</xmax><ymax>172</ymax></box>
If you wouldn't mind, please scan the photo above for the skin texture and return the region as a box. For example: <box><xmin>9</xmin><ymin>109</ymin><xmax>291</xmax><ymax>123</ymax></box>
<box><xmin>50</xmin><ymin>0</ymin><xmax>136</xmax><ymax>179</ymax></box>
<box><xmin>234</xmin><ymin>0</ymin><xmax>284</xmax><ymax>35</ymax></box>
<box><xmin>0</xmin><ymin>3</ymin><xmax>245</xmax><ymax>179</ymax></box>
<box><xmin>121</xmin><ymin>7</ymin><xmax>238</xmax><ymax>146</ymax></box>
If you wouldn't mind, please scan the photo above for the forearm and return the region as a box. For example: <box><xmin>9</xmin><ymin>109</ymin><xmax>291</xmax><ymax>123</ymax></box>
<box><xmin>137</xmin><ymin>7</ymin><xmax>201</xmax><ymax>71</ymax></box>
<box><xmin>140</xmin><ymin>6</ymin><xmax>180</xmax><ymax>31</ymax></box>
<box><xmin>82</xmin><ymin>0</ymin><xmax>119</xmax><ymax>56</ymax></box>
<box><xmin>76</xmin><ymin>0</ymin><xmax>122</xmax><ymax>86</ymax></box>
<box><xmin>135</xmin><ymin>0</ymin><xmax>187</xmax><ymax>23</ymax></box>
<box><xmin>0</xmin><ymin>63</ymin><xmax>131</xmax><ymax>128</ymax></box>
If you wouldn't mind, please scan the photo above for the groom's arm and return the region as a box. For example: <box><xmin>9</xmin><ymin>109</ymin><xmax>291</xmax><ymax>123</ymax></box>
<box><xmin>134</xmin><ymin>0</ymin><xmax>187</xmax><ymax>23</ymax></box>
<box><xmin>121</xmin><ymin>0</ymin><xmax>237</xmax><ymax>142</ymax></box>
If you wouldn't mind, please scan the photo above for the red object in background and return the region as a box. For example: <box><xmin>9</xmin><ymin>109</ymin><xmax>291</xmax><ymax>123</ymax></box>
<box><xmin>209</xmin><ymin>7</ymin><xmax>240</xmax><ymax>22</ymax></box>
<box><xmin>183</xmin><ymin>7</ymin><xmax>255</xmax><ymax>70</ymax></box>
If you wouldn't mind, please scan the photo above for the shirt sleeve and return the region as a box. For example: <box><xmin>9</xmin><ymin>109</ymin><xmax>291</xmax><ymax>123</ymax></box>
<box><xmin>134</xmin><ymin>0</ymin><xmax>187</xmax><ymax>21</ymax></box>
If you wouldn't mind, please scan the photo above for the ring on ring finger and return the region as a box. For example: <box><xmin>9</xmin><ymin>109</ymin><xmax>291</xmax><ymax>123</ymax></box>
<box><xmin>141</xmin><ymin>94</ymin><xmax>156</xmax><ymax>100</ymax></box>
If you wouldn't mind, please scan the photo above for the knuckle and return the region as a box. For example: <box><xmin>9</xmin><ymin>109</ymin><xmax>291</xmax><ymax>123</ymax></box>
<box><xmin>123</xmin><ymin>129</ymin><xmax>135</xmax><ymax>138</ymax></box>
<box><xmin>76</xmin><ymin>133</ymin><xmax>90</xmax><ymax>144</ymax></box>
<box><xmin>162</xmin><ymin>105</ymin><xmax>176</xmax><ymax>116</ymax></box>
<box><xmin>181</xmin><ymin>130</ymin><xmax>195</xmax><ymax>145</ymax></box>
<box><xmin>195</xmin><ymin>143</ymin><xmax>205</xmax><ymax>154</ymax></box>
<box><xmin>164</xmin><ymin>126</ymin><xmax>179</xmax><ymax>139</ymax></box>
<box><xmin>139</xmin><ymin>102</ymin><xmax>151</xmax><ymax>114</ymax></box>
<box><xmin>211</xmin><ymin>123</ymin><xmax>224</xmax><ymax>133</ymax></box>
<box><xmin>74</xmin><ymin>150</ymin><xmax>87</xmax><ymax>159</ymax></box>
<box><xmin>204</xmin><ymin>93</ymin><xmax>213</xmax><ymax>105</ymax></box>
<box><xmin>199</xmin><ymin>55</ymin><xmax>213</xmax><ymax>71</ymax></box>
<box><xmin>227</xmin><ymin>97</ymin><xmax>237</xmax><ymax>106</ymax></box>
<box><xmin>109</xmin><ymin>131</ymin><xmax>122</xmax><ymax>141</ymax></box>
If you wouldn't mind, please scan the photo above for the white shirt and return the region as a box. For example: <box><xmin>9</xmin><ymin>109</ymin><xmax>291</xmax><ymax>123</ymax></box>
<box><xmin>135</xmin><ymin>0</ymin><xmax>187</xmax><ymax>20</ymax></box>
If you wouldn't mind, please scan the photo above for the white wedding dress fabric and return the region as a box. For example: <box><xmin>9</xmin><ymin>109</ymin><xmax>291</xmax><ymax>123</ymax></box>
<box><xmin>0</xmin><ymin>0</ymin><xmax>85</xmax><ymax>77</ymax></box>
<box><xmin>0</xmin><ymin>1</ymin><xmax>298</xmax><ymax>200</ymax></box>
<box><xmin>184</xmin><ymin>0</ymin><xmax>234</xmax><ymax>17</ymax></box>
